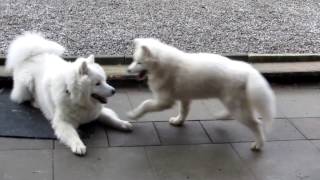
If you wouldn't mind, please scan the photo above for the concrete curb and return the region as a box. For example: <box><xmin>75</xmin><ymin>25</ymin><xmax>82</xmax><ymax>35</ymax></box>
<box><xmin>1</xmin><ymin>54</ymin><xmax>320</xmax><ymax>65</ymax></box>
<box><xmin>0</xmin><ymin>56</ymin><xmax>129</xmax><ymax>66</ymax></box>
<box><xmin>1</xmin><ymin>54</ymin><xmax>320</xmax><ymax>86</ymax></box>
<box><xmin>1</xmin><ymin>72</ymin><xmax>319</xmax><ymax>88</ymax></box>
<box><xmin>248</xmin><ymin>54</ymin><xmax>320</xmax><ymax>63</ymax></box>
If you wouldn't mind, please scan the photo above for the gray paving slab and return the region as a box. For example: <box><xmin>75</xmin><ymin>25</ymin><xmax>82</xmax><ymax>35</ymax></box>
<box><xmin>184</xmin><ymin>100</ymin><xmax>213</xmax><ymax>120</ymax></box>
<box><xmin>54</xmin><ymin>147</ymin><xmax>156</xmax><ymax>180</ymax></box>
<box><xmin>0</xmin><ymin>137</ymin><xmax>53</xmax><ymax>150</ymax></box>
<box><xmin>201</xmin><ymin>120</ymin><xmax>254</xmax><ymax>143</ymax></box>
<box><xmin>201</xmin><ymin>119</ymin><xmax>304</xmax><ymax>143</ymax></box>
<box><xmin>154</xmin><ymin>121</ymin><xmax>211</xmax><ymax>145</ymax></box>
<box><xmin>311</xmin><ymin>140</ymin><xmax>320</xmax><ymax>151</ymax></box>
<box><xmin>107</xmin><ymin>122</ymin><xmax>160</xmax><ymax>147</ymax></box>
<box><xmin>55</xmin><ymin>124</ymin><xmax>108</xmax><ymax>149</ymax></box>
<box><xmin>266</xmin><ymin>118</ymin><xmax>305</xmax><ymax>141</ymax></box>
<box><xmin>232</xmin><ymin>140</ymin><xmax>320</xmax><ymax>180</ymax></box>
<box><xmin>275</xmin><ymin>87</ymin><xmax>320</xmax><ymax>118</ymax></box>
<box><xmin>106</xmin><ymin>89</ymin><xmax>132</xmax><ymax>120</ymax></box>
<box><xmin>0</xmin><ymin>150</ymin><xmax>52</xmax><ymax>180</ymax></box>
<box><xmin>146</xmin><ymin>144</ymin><xmax>255</xmax><ymax>180</ymax></box>
<box><xmin>202</xmin><ymin>99</ymin><xmax>230</xmax><ymax>119</ymax></box>
<box><xmin>291</xmin><ymin>118</ymin><xmax>320</xmax><ymax>139</ymax></box>
<box><xmin>127</xmin><ymin>88</ymin><xmax>178</xmax><ymax>121</ymax></box>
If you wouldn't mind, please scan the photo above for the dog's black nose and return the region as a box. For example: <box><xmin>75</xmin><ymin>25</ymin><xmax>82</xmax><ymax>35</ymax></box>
<box><xmin>127</xmin><ymin>69</ymin><xmax>131</xmax><ymax>73</ymax></box>
<box><xmin>111</xmin><ymin>89</ymin><xmax>116</xmax><ymax>95</ymax></box>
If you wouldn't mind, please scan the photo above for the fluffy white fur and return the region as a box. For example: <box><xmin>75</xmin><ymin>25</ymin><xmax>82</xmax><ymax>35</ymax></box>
<box><xmin>127</xmin><ymin>38</ymin><xmax>276</xmax><ymax>151</ymax></box>
<box><xmin>6</xmin><ymin>32</ymin><xmax>132</xmax><ymax>155</ymax></box>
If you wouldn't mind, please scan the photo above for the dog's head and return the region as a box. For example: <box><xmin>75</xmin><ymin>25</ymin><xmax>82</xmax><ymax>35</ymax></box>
<box><xmin>127</xmin><ymin>38</ymin><xmax>160</xmax><ymax>80</ymax></box>
<box><xmin>73</xmin><ymin>55</ymin><xmax>115</xmax><ymax>104</ymax></box>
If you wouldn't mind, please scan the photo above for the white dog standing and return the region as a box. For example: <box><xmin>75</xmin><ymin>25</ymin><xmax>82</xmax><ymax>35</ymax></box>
<box><xmin>127</xmin><ymin>38</ymin><xmax>276</xmax><ymax>151</ymax></box>
<box><xmin>6</xmin><ymin>32</ymin><xmax>132</xmax><ymax>155</ymax></box>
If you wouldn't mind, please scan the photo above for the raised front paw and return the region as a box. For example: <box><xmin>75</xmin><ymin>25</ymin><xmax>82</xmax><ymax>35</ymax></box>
<box><xmin>71</xmin><ymin>140</ymin><xmax>87</xmax><ymax>156</ymax></box>
<box><xmin>127</xmin><ymin>110</ymin><xmax>140</xmax><ymax>120</ymax></box>
<box><xmin>169</xmin><ymin>116</ymin><xmax>184</xmax><ymax>126</ymax></box>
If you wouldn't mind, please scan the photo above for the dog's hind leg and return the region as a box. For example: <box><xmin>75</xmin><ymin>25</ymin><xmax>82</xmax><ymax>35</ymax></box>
<box><xmin>52</xmin><ymin>114</ymin><xmax>86</xmax><ymax>155</ymax></box>
<box><xmin>169</xmin><ymin>100</ymin><xmax>190</xmax><ymax>126</ymax></box>
<box><xmin>10</xmin><ymin>79</ymin><xmax>32</xmax><ymax>104</ymax></box>
<box><xmin>97</xmin><ymin>107</ymin><xmax>133</xmax><ymax>131</ymax></box>
<box><xmin>240</xmin><ymin>114</ymin><xmax>265</xmax><ymax>151</ymax></box>
<box><xmin>223</xmin><ymin>98</ymin><xmax>265</xmax><ymax>151</ymax></box>
<box><xmin>128</xmin><ymin>98</ymin><xmax>174</xmax><ymax>120</ymax></box>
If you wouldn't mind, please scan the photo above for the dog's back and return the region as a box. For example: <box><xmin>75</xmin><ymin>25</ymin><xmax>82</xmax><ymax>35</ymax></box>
<box><xmin>6</xmin><ymin>32</ymin><xmax>65</xmax><ymax>73</ymax></box>
<box><xmin>160</xmin><ymin>53</ymin><xmax>254</xmax><ymax>99</ymax></box>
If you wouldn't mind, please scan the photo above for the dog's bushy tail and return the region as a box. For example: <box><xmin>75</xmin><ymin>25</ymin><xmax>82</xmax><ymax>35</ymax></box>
<box><xmin>5</xmin><ymin>32</ymin><xmax>65</xmax><ymax>73</ymax></box>
<box><xmin>246</xmin><ymin>70</ymin><xmax>276</xmax><ymax>131</ymax></box>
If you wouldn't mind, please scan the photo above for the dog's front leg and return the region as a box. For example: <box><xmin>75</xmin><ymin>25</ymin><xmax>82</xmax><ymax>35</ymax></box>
<box><xmin>169</xmin><ymin>100</ymin><xmax>190</xmax><ymax>126</ymax></box>
<box><xmin>97</xmin><ymin>107</ymin><xmax>133</xmax><ymax>131</ymax></box>
<box><xmin>52</xmin><ymin>114</ymin><xmax>86</xmax><ymax>155</ymax></box>
<box><xmin>128</xmin><ymin>99</ymin><xmax>174</xmax><ymax>120</ymax></box>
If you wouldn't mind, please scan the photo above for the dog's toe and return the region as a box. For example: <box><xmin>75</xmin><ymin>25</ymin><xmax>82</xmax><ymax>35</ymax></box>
<box><xmin>71</xmin><ymin>141</ymin><xmax>87</xmax><ymax>155</ymax></box>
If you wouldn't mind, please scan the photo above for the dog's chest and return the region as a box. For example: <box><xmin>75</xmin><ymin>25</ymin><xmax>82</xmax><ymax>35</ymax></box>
<box><xmin>63</xmin><ymin>104</ymin><xmax>101</xmax><ymax>124</ymax></box>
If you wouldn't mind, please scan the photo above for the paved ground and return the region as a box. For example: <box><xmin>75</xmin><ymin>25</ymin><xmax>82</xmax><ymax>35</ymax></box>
<box><xmin>1</xmin><ymin>84</ymin><xmax>320</xmax><ymax>180</ymax></box>
<box><xmin>1</xmin><ymin>0</ymin><xmax>320</xmax><ymax>56</ymax></box>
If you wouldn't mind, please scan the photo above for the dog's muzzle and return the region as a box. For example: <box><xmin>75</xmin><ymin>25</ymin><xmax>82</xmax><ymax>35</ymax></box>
<box><xmin>137</xmin><ymin>70</ymin><xmax>148</xmax><ymax>80</ymax></box>
<box><xmin>127</xmin><ymin>69</ymin><xmax>148</xmax><ymax>81</ymax></box>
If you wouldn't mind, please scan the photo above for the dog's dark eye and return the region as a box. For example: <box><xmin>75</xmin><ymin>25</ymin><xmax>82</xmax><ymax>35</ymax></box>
<box><xmin>96</xmin><ymin>82</ymin><xmax>100</xmax><ymax>86</ymax></box>
<box><xmin>137</xmin><ymin>62</ymin><xmax>142</xmax><ymax>65</ymax></box>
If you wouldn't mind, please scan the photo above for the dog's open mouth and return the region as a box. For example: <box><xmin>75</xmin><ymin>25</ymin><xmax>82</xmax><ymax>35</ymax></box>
<box><xmin>137</xmin><ymin>70</ymin><xmax>148</xmax><ymax>80</ymax></box>
<box><xmin>91</xmin><ymin>94</ymin><xmax>107</xmax><ymax>104</ymax></box>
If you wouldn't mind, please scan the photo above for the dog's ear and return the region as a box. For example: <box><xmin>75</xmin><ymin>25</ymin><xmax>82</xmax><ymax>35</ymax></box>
<box><xmin>86</xmin><ymin>54</ymin><xmax>95</xmax><ymax>64</ymax></box>
<box><xmin>141</xmin><ymin>45</ymin><xmax>152</xmax><ymax>58</ymax></box>
<box><xmin>79</xmin><ymin>61</ymin><xmax>89</xmax><ymax>75</ymax></box>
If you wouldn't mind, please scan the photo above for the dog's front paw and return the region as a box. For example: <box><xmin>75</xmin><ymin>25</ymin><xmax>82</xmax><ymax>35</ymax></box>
<box><xmin>169</xmin><ymin>116</ymin><xmax>184</xmax><ymax>126</ymax></box>
<box><xmin>250</xmin><ymin>141</ymin><xmax>263</xmax><ymax>152</ymax></box>
<box><xmin>71</xmin><ymin>140</ymin><xmax>87</xmax><ymax>156</ymax></box>
<box><xmin>127</xmin><ymin>111</ymin><xmax>139</xmax><ymax>120</ymax></box>
<box><xmin>121</xmin><ymin>121</ymin><xmax>133</xmax><ymax>131</ymax></box>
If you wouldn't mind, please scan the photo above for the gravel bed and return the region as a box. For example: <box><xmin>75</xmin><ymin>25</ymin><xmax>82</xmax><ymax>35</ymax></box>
<box><xmin>1</xmin><ymin>0</ymin><xmax>320</xmax><ymax>56</ymax></box>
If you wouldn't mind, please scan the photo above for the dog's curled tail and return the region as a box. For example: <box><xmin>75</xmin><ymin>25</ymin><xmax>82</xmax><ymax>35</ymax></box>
<box><xmin>5</xmin><ymin>32</ymin><xmax>65</xmax><ymax>73</ymax></box>
<box><xmin>246</xmin><ymin>71</ymin><xmax>276</xmax><ymax>131</ymax></box>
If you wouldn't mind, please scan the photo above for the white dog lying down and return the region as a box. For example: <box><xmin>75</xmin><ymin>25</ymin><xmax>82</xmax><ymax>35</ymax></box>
<box><xmin>127</xmin><ymin>38</ymin><xmax>276</xmax><ymax>151</ymax></box>
<box><xmin>6</xmin><ymin>32</ymin><xmax>132</xmax><ymax>155</ymax></box>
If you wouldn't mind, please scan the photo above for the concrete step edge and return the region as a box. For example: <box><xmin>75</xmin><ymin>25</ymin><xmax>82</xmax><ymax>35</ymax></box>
<box><xmin>1</xmin><ymin>61</ymin><xmax>320</xmax><ymax>85</ymax></box>
<box><xmin>1</xmin><ymin>54</ymin><xmax>320</xmax><ymax>65</ymax></box>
